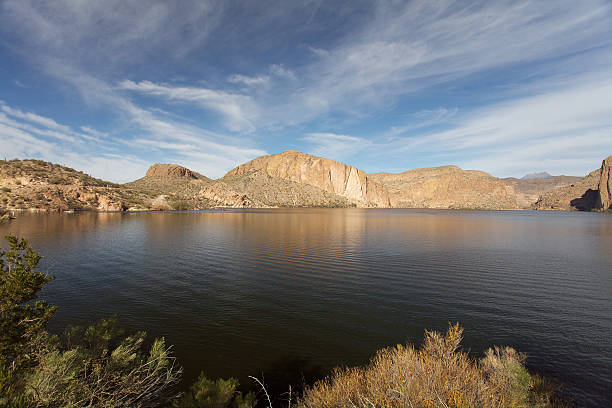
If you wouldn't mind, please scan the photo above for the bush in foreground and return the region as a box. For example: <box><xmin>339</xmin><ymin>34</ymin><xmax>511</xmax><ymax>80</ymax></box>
<box><xmin>298</xmin><ymin>323</ymin><xmax>565</xmax><ymax>408</ymax></box>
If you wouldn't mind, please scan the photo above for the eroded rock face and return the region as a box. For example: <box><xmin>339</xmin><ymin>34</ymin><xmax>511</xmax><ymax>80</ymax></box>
<box><xmin>145</xmin><ymin>164</ymin><xmax>197</xmax><ymax>179</ymax></box>
<box><xmin>597</xmin><ymin>155</ymin><xmax>612</xmax><ymax>210</ymax></box>
<box><xmin>533</xmin><ymin>170</ymin><xmax>601</xmax><ymax>211</ymax></box>
<box><xmin>370</xmin><ymin>165</ymin><xmax>519</xmax><ymax>210</ymax></box>
<box><xmin>224</xmin><ymin>151</ymin><xmax>391</xmax><ymax>207</ymax></box>
<box><xmin>96</xmin><ymin>195</ymin><xmax>125</xmax><ymax>212</ymax></box>
<box><xmin>199</xmin><ymin>183</ymin><xmax>262</xmax><ymax>208</ymax></box>
<box><xmin>503</xmin><ymin>176</ymin><xmax>582</xmax><ymax>208</ymax></box>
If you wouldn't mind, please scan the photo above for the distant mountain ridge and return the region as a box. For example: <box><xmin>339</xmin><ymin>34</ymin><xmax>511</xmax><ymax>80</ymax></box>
<box><xmin>521</xmin><ymin>172</ymin><xmax>552</xmax><ymax>180</ymax></box>
<box><xmin>1</xmin><ymin>153</ymin><xmax>611</xmax><ymax>212</ymax></box>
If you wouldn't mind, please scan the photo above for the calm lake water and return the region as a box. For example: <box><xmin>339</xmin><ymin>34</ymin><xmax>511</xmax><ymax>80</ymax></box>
<box><xmin>1</xmin><ymin>209</ymin><xmax>611</xmax><ymax>407</ymax></box>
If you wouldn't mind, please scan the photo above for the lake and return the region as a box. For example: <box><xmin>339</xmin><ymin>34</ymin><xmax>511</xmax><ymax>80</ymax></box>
<box><xmin>1</xmin><ymin>209</ymin><xmax>611</xmax><ymax>407</ymax></box>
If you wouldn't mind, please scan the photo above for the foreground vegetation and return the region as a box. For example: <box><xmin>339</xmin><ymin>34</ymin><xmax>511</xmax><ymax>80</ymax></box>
<box><xmin>1</xmin><ymin>236</ymin><xmax>571</xmax><ymax>407</ymax></box>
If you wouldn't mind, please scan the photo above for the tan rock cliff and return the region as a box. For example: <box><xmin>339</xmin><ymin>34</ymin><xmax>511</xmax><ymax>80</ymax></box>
<box><xmin>224</xmin><ymin>150</ymin><xmax>390</xmax><ymax>207</ymax></box>
<box><xmin>596</xmin><ymin>155</ymin><xmax>611</xmax><ymax>210</ymax></box>
<box><xmin>503</xmin><ymin>176</ymin><xmax>581</xmax><ymax>208</ymax></box>
<box><xmin>532</xmin><ymin>169</ymin><xmax>601</xmax><ymax>210</ymax></box>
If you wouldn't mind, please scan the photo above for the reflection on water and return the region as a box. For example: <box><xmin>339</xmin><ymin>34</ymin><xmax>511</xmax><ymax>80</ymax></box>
<box><xmin>1</xmin><ymin>209</ymin><xmax>611</xmax><ymax>407</ymax></box>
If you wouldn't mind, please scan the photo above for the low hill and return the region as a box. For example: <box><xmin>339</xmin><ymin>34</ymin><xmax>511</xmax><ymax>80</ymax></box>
<box><xmin>369</xmin><ymin>165</ymin><xmax>519</xmax><ymax>210</ymax></box>
<box><xmin>0</xmin><ymin>159</ymin><xmax>148</xmax><ymax>211</ymax></box>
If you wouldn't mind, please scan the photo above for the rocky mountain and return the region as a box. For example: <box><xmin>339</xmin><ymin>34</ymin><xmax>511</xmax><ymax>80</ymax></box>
<box><xmin>128</xmin><ymin>158</ymin><xmax>358</xmax><ymax>209</ymax></box>
<box><xmin>225</xmin><ymin>150</ymin><xmax>390</xmax><ymax>207</ymax></box>
<box><xmin>125</xmin><ymin>163</ymin><xmax>218</xmax><ymax>210</ymax></box>
<box><xmin>3</xmin><ymin>153</ymin><xmax>610</xmax><ymax>212</ymax></box>
<box><xmin>532</xmin><ymin>156</ymin><xmax>612</xmax><ymax>211</ymax></box>
<box><xmin>369</xmin><ymin>165</ymin><xmax>519</xmax><ymax>210</ymax></box>
<box><xmin>521</xmin><ymin>172</ymin><xmax>552</xmax><ymax>180</ymax></box>
<box><xmin>215</xmin><ymin>169</ymin><xmax>355</xmax><ymax>208</ymax></box>
<box><xmin>0</xmin><ymin>159</ymin><xmax>146</xmax><ymax>212</ymax></box>
<box><xmin>503</xmin><ymin>175</ymin><xmax>582</xmax><ymax>208</ymax></box>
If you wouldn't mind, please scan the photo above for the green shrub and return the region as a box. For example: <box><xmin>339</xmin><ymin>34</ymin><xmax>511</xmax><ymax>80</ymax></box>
<box><xmin>299</xmin><ymin>324</ymin><xmax>566</xmax><ymax>408</ymax></box>
<box><xmin>174</xmin><ymin>373</ymin><xmax>255</xmax><ymax>408</ymax></box>
<box><xmin>47</xmin><ymin>177</ymin><xmax>66</xmax><ymax>185</ymax></box>
<box><xmin>171</xmin><ymin>200</ymin><xmax>191</xmax><ymax>211</ymax></box>
<box><xmin>0</xmin><ymin>236</ymin><xmax>56</xmax><ymax>400</ymax></box>
<box><xmin>24</xmin><ymin>317</ymin><xmax>181</xmax><ymax>408</ymax></box>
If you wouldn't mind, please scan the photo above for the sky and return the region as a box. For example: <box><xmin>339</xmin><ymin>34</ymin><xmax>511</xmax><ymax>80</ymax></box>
<box><xmin>0</xmin><ymin>0</ymin><xmax>611</xmax><ymax>183</ymax></box>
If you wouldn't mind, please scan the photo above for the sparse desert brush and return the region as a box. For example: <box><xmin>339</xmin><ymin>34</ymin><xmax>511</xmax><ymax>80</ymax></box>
<box><xmin>299</xmin><ymin>324</ymin><xmax>565</xmax><ymax>408</ymax></box>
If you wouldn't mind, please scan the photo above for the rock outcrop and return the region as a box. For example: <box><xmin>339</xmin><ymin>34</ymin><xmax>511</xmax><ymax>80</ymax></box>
<box><xmin>145</xmin><ymin>164</ymin><xmax>200</xmax><ymax>179</ymax></box>
<box><xmin>503</xmin><ymin>175</ymin><xmax>582</xmax><ymax>208</ymax></box>
<box><xmin>199</xmin><ymin>182</ymin><xmax>263</xmax><ymax>208</ymax></box>
<box><xmin>532</xmin><ymin>169</ymin><xmax>601</xmax><ymax>210</ymax></box>
<box><xmin>219</xmin><ymin>169</ymin><xmax>355</xmax><ymax>208</ymax></box>
<box><xmin>224</xmin><ymin>151</ymin><xmax>390</xmax><ymax>207</ymax></box>
<box><xmin>596</xmin><ymin>155</ymin><xmax>611</xmax><ymax>210</ymax></box>
<box><xmin>370</xmin><ymin>165</ymin><xmax>519</xmax><ymax>210</ymax></box>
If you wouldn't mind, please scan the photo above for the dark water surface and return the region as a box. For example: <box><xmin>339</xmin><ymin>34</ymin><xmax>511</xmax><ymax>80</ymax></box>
<box><xmin>1</xmin><ymin>209</ymin><xmax>611</xmax><ymax>407</ymax></box>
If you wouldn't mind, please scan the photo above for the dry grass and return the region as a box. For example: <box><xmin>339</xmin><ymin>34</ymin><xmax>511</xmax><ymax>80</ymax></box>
<box><xmin>299</xmin><ymin>324</ymin><xmax>566</xmax><ymax>408</ymax></box>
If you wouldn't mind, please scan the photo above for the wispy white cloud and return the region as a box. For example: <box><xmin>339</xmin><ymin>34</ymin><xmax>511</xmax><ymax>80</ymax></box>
<box><xmin>80</xmin><ymin>126</ymin><xmax>108</xmax><ymax>139</ymax></box>
<box><xmin>0</xmin><ymin>106</ymin><xmax>147</xmax><ymax>182</ymax></box>
<box><xmin>0</xmin><ymin>0</ymin><xmax>222</xmax><ymax>70</ymax></box>
<box><xmin>388</xmin><ymin>78</ymin><xmax>612</xmax><ymax>176</ymax></box>
<box><xmin>308</xmin><ymin>46</ymin><xmax>330</xmax><ymax>58</ymax></box>
<box><xmin>0</xmin><ymin>102</ymin><xmax>105</xmax><ymax>143</ymax></box>
<box><xmin>302</xmin><ymin>132</ymin><xmax>371</xmax><ymax>162</ymax></box>
<box><xmin>119</xmin><ymin>80</ymin><xmax>258</xmax><ymax>133</ymax></box>
<box><xmin>227</xmin><ymin>74</ymin><xmax>269</xmax><ymax>86</ymax></box>
<box><xmin>1</xmin><ymin>104</ymin><xmax>71</xmax><ymax>133</ymax></box>
<box><xmin>295</xmin><ymin>1</ymin><xmax>612</xmax><ymax>119</ymax></box>
<box><xmin>269</xmin><ymin>64</ymin><xmax>296</xmax><ymax>80</ymax></box>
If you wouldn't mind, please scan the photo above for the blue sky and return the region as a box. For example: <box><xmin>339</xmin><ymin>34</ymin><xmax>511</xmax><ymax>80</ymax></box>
<box><xmin>1</xmin><ymin>1</ymin><xmax>611</xmax><ymax>182</ymax></box>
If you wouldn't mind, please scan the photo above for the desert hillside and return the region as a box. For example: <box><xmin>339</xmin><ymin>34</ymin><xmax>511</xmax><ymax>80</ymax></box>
<box><xmin>0</xmin><ymin>159</ymin><xmax>146</xmax><ymax>211</ymax></box>
<box><xmin>125</xmin><ymin>163</ymin><xmax>220</xmax><ymax>210</ymax></box>
<box><xmin>2</xmin><ymin>153</ymin><xmax>610</xmax><ymax>212</ymax></box>
<box><xmin>369</xmin><ymin>165</ymin><xmax>519</xmax><ymax>210</ymax></box>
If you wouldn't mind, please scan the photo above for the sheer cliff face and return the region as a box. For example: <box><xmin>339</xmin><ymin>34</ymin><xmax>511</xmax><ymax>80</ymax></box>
<box><xmin>532</xmin><ymin>155</ymin><xmax>612</xmax><ymax>211</ymax></box>
<box><xmin>370</xmin><ymin>166</ymin><xmax>519</xmax><ymax>210</ymax></box>
<box><xmin>224</xmin><ymin>151</ymin><xmax>391</xmax><ymax>207</ymax></box>
<box><xmin>597</xmin><ymin>156</ymin><xmax>611</xmax><ymax>210</ymax></box>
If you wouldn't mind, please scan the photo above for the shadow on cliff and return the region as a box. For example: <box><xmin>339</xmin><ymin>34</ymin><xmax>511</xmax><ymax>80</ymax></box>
<box><xmin>570</xmin><ymin>189</ymin><xmax>600</xmax><ymax>211</ymax></box>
